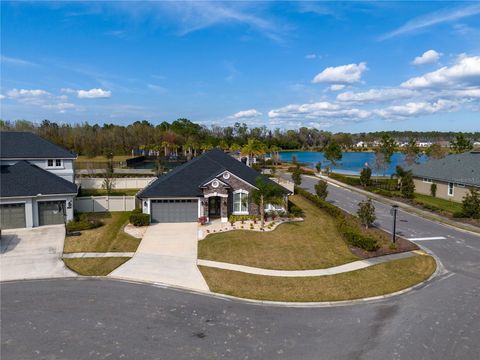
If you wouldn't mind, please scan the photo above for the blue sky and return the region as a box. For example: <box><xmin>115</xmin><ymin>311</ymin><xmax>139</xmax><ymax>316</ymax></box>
<box><xmin>1</xmin><ymin>1</ymin><xmax>479</xmax><ymax>132</ymax></box>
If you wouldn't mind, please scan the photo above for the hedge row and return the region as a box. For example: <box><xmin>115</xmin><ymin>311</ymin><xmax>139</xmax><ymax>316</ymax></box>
<box><xmin>329</xmin><ymin>173</ymin><xmax>361</xmax><ymax>186</ymax></box>
<box><xmin>295</xmin><ymin>187</ymin><xmax>379</xmax><ymax>251</ymax></box>
<box><xmin>129</xmin><ymin>208</ymin><xmax>150</xmax><ymax>226</ymax></box>
<box><xmin>287</xmin><ymin>166</ymin><xmax>316</xmax><ymax>176</ymax></box>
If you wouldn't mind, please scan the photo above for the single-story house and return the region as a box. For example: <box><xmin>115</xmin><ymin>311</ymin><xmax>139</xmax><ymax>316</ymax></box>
<box><xmin>408</xmin><ymin>151</ymin><xmax>480</xmax><ymax>202</ymax></box>
<box><xmin>0</xmin><ymin>131</ymin><xmax>77</xmax><ymax>229</ymax></box>
<box><xmin>138</xmin><ymin>148</ymin><xmax>291</xmax><ymax>223</ymax></box>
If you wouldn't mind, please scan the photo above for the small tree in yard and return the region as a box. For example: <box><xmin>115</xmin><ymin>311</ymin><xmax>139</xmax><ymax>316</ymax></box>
<box><xmin>357</xmin><ymin>198</ymin><xmax>376</xmax><ymax>229</ymax></box>
<box><xmin>315</xmin><ymin>180</ymin><xmax>328</xmax><ymax>200</ymax></box>
<box><xmin>462</xmin><ymin>189</ymin><xmax>480</xmax><ymax>219</ymax></box>
<box><xmin>291</xmin><ymin>165</ymin><xmax>302</xmax><ymax>186</ymax></box>
<box><xmin>102</xmin><ymin>170</ymin><xmax>116</xmax><ymax>196</ymax></box>
<box><xmin>430</xmin><ymin>183</ymin><xmax>437</xmax><ymax>197</ymax></box>
<box><xmin>401</xmin><ymin>171</ymin><xmax>415</xmax><ymax>199</ymax></box>
<box><xmin>250</xmin><ymin>177</ymin><xmax>285</xmax><ymax>229</ymax></box>
<box><xmin>315</xmin><ymin>161</ymin><xmax>322</xmax><ymax>173</ymax></box>
<box><xmin>360</xmin><ymin>167</ymin><xmax>372</xmax><ymax>187</ymax></box>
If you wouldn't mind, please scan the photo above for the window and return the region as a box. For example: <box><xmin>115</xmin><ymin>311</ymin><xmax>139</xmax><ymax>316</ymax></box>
<box><xmin>55</xmin><ymin>159</ymin><xmax>62</xmax><ymax>167</ymax></box>
<box><xmin>233</xmin><ymin>191</ymin><xmax>248</xmax><ymax>214</ymax></box>
<box><xmin>422</xmin><ymin>178</ymin><xmax>432</xmax><ymax>183</ymax></box>
<box><xmin>47</xmin><ymin>159</ymin><xmax>62</xmax><ymax>168</ymax></box>
<box><xmin>47</xmin><ymin>159</ymin><xmax>54</xmax><ymax>167</ymax></box>
<box><xmin>448</xmin><ymin>182</ymin><xmax>454</xmax><ymax>197</ymax></box>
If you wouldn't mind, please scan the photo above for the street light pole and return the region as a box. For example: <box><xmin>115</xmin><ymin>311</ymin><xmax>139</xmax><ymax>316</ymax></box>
<box><xmin>390</xmin><ymin>205</ymin><xmax>399</xmax><ymax>243</ymax></box>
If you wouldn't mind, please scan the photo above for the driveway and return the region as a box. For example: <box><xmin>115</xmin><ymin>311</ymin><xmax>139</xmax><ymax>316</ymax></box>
<box><xmin>0</xmin><ymin>225</ymin><xmax>76</xmax><ymax>281</ymax></box>
<box><xmin>109</xmin><ymin>223</ymin><xmax>209</xmax><ymax>291</ymax></box>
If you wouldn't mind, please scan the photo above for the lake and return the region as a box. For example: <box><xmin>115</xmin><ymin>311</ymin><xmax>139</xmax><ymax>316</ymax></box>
<box><xmin>279</xmin><ymin>151</ymin><xmax>427</xmax><ymax>175</ymax></box>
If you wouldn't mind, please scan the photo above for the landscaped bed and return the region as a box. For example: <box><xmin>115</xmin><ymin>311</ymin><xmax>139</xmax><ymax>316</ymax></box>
<box><xmin>199</xmin><ymin>254</ymin><xmax>436</xmax><ymax>302</ymax></box>
<box><xmin>64</xmin><ymin>212</ymin><xmax>141</xmax><ymax>253</ymax></box>
<box><xmin>198</xmin><ymin>195</ymin><xmax>360</xmax><ymax>270</ymax></box>
<box><xmin>64</xmin><ymin>257</ymin><xmax>130</xmax><ymax>276</ymax></box>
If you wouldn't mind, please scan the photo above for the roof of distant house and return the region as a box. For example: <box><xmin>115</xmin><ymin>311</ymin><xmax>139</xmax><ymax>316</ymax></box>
<box><xmin>0</xmin><ymin>161</ymin><xmax>78</xmax><ymax>197</ymax></box>
<box><xmin>408</xmin><ymin>151</ymin><xmax>480</xmax><ymax>187</ymax></box>
<box><xmin>138</xmin><ymin>148</ymin><xmax>289</xmax><ymax>198</ymax></box>
<box><xmin>0</xmin><ymin>131</ymin><xmax>76</xmax><ymax>159</ymax></box>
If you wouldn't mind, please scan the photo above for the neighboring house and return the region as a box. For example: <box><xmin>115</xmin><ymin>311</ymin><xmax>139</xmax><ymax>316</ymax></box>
<box><xmin>0</xmin><ymin>131</ymin><xmax>77</xmax><ymax>229</ymax></box>
<box><xmin>138</xmin><ymin>148</ymin><xmax>291</xmax><ymax>223</ymax></box>
<box><xmin>409</xmin><ymin>151</ymin><xmax>480</xmax><ymax>202</ymax></box>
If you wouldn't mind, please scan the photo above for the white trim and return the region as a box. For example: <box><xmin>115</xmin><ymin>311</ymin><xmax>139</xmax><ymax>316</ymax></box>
<box><xmin>204</xmin><ymin>192</ymin><xmax>228</xmax><ymax>198</ymax></box>
<box><xmin>0</xmin><ymin>192</ymin><xmax>77</xmax><ymax>199</ymax></box>
<box><xmin>201</xmin><ymin>178</ymin><xmax>229</xmax><ymax>188</ymax></box>
<box><xmin>218</xmin><ymin>170</ymin><xmax>258</xmax><ymax>189</ymax></box>
<box><xmin>447</xmin><ymin>182</ymin><xmax>454</xmax><ymax>197</ymax></box>
<box><xmin>233</xmin><ymin>189</ymin><xmax>249</xmax><ymax>214</ymax></box>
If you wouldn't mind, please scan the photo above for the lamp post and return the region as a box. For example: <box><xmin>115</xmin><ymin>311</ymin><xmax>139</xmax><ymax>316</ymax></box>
<box><xmin>390</xmin><ymin>205</ymin><xmax>399</xmax><ymax>243</ymax></box>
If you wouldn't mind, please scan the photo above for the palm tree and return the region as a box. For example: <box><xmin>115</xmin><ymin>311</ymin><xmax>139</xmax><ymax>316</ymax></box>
<box><xmin>269</xmin><ymin>145</ymin><xmax>281</xmax><ymax>165</ymax></box>
<box><xmin>250</xmin><ymin>177</ymin><xmax>285</xmax><ymax>229</ymax></box>
<box><xmin>161</xmin><ymin>141</ymin><xmax>170</xmax><ymax>158</ymax></box>
<box><xmin>241</xmin><ymin>139</ymin><xmax>266</xmax><ymax>167</ymax></box>
<box><xmin>201</xmin><ymin>142</ymin><xmax>213</xmax><ymax>153</ymax></box>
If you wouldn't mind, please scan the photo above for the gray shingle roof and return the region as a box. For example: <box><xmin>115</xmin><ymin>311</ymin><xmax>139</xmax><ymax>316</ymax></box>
<box><xmin>0</xmin><ymin>161</ymin><xmax>78</xmax><ymax>197</ymax></box>
<box><xmin>138</xmin><ymin>148</ymin><xmax>289</xmax><ymax>198</ymax></box>
<box><xmin>0</xmin><ymin>131</ymin><xmax>76</xmax><ymax>159</ymax></box>
<box><xmin>408</xmin><ymin>152</ymin><xmax>480</xmax><ymax>187</ymax></box>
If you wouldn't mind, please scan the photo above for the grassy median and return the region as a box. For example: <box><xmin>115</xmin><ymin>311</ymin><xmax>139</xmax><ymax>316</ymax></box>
<box><xmin>198</xmin><ymin>195</ymin><xmax>359</xmax><ymax>270</ymax></box>
<box><xmin>199</xmin><ymin>254</ymin><xmax>436</xmax><ymax>302</ymax></box>
<box><xmin>64</xmin><ymin>257</ymin><xmax>130</xmax><ymax>276</ymax></box>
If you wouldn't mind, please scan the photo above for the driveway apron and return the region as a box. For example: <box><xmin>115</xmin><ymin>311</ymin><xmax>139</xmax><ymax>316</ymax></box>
<box><xmin>0</xmin><ymin>225</ymin><xmax>76</xmax><ymax>281</ymax></box>
<box><xmin>109</xmin><ymin>223</ymin><xmax>209</xmax><ymax>291</ymax></box>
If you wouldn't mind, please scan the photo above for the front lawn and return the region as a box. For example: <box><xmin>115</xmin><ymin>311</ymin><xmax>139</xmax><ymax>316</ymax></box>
<box><xmin>64</xmin><ymin>257</ymin><xmax>130</xmax><ymax>276</ymax></box>
<box><xmin>64</xmin><ymin>212</ymin><xmax>140</xmax><ymax>253</ymax></box>
<box><xmin>198</xmin><ymin>195</ymin><xmax>359</xmax><ymax>270</ymax></box>
<box><xmin>199</xmin><ymin>254</ymin><xmax>436</xmax><ymax>302</ymax></box>
<box><xmin>78</xmin><ymin>188</ymin><xmax>141</xmax><ymax>196</ymax></box>
<box><xmin>413</xmin><ymin>193</ymin><xmax>463</xmax><ymax>214</ymax></box>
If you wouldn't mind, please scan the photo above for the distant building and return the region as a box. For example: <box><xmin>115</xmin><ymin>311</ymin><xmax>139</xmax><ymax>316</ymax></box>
<box><xmin>408</xmin><ymin>151</ymin><xmax>480</xmax><ymax>203</ymax></box>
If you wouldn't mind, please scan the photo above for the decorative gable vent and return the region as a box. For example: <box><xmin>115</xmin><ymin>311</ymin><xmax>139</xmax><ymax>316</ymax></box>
<box><xmin>212</xmin><ymin>180</ymin><xmax>220</xmax><ymax>188</ymax></box>
<box><xmin>222</xmin><ymin>172</ymin><xmax>231</xmax><ymax>180</ymax></box>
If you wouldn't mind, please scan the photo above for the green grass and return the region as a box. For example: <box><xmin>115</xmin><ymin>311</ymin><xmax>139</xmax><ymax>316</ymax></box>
<box><xmin>413</xmin><ymin>193</ymin><xmax>462</xmax><ymax>214</ymax></box>
<box><xmin>64</xmin><ymin>212</ymin><xmax>140</xmax><ymax>253</ymax></box>
<box><xmin>78</xmin><ymin>188</ymin><xmax>141</xmax><ymax>196</ymax></box>
<box><xmin>198</xmin><ymin>195</ymin><xmax>359</xmax><ymax>270</ymax></box>
<box><xmin>199</xmin><ymin>254</ymin><xmax>436</xmax><ymax>302</ymax></box>
<box><xmin>64</xmin><ymin>257</ymin><xmax>130</xmax><ymax>276</ymax></box>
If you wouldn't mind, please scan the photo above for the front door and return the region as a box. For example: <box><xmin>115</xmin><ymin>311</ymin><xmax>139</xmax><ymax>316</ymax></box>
<box><xmin>208</xmin><ymin>197</ymin><xmax>221</xmax><ymax>218</ymax></box>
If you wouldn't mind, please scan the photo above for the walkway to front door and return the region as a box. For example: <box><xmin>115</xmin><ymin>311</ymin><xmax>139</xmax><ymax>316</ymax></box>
<box><xmin>109</xmin><ymin>223</ymin><xmax>209</xmax><ymax>291</ymax></box>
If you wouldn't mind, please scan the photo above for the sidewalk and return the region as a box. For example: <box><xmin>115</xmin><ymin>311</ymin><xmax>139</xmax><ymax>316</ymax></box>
<box><xmin>63</xmin><ymin>252</ymin><xmax>134</xmax><ymax>258</ymax></box>
<box><xmin>198</xmin><ymin>251</ymin><xmax>418</xmax><ymax>277</ymax></box>
<box><xmin>314</xmin><ymin>174</ymin><xmax>480</xmax><ymax>235</ymax></box>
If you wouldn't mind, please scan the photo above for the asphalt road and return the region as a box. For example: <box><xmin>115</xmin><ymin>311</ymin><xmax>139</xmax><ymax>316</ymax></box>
<box><xmin>1</xmin><ymin>176</ymin><xmax>479</xmax><ymax>360</ymax></box>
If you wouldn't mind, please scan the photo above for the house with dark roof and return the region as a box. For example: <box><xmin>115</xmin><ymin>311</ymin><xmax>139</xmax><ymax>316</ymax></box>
<box><xmin>0</xmin><ymin>132</ymin><xmax>77</xmax><ymax>229</ymax></box>
<box><xmin>409</xmin><ymin>151</ymin><xmax>480</xmax><ymax>202</ymax></box>
<box><xmin>138</xmin><ymin>148</ymin><xmax>291</xmax><ymax>223</ymax></box>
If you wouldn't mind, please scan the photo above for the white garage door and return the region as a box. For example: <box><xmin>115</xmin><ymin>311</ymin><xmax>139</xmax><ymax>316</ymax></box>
<box><xmin>151</xmin><ymin>199</ymin><xmax>198</xmax><ymax>223</ymax></box>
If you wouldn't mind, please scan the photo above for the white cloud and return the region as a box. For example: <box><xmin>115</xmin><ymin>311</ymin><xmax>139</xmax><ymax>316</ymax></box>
<box><xmin>0</xmin><ymin>55</ymin><xmax>36</xmax><ymax>66</ymax></box>
<box><xmin>231</xmin><ymin>109</ymin><xmax>262</xmax><ymax>119</ymax></box>
<box><xmin>374</xmin><ymin>99</ymin><xmax>458</xmax><ymax>118</ymax></box>
<box><xmin>401</xmin><ymin>55</ymin><xmax>480</xmax><ymax>89</ymax></box>
<box><xmin>329</xmin><ymin>84</ymin><xmax>345</xmax><ymax>91</ymax></box>
<box><xmin>412</xmin><ymin>50</ymin><xmax>442</xmax><ymax>65</ymax></box>
<box><xmin>42</xmin><ymin>103</ymin><xmax>77</xmax><ymax>113</ymax></box>
<box><xmin>380</xmin><ymin>4</ymin><xmax>480</xmax><ymax>40</ymax></box>
<box><xmin>77</xmin><ymin>88</ymin><xmax>112</xmax><ymax>99</ymax></box>
<box><xmin>305</xmin><ymin>54</ymin><xmax>318</xmax><ymax>60</ymax></box>
<box><xmin>61</xmin><ymin>88</ymin><xmax>76</xmax><ymax>94</ymax></box>
<box><xmin>312</xmin><ymin>62</ymin><xmax>367</xmax><ymax>84</ymax></box>
<box><xmin>0</xmin><ymin>94</ymin><xmax>5</xmax><ymax>100</ymax></box>
<box><xmin>337</xmin><ymin>88</ymin><xmax>418</xmax><ymax>103</ymax></box>
<box><xmin>7</xmin><ymin>89</ymin><xmax>50</xmax><ymax>98</ymax></box>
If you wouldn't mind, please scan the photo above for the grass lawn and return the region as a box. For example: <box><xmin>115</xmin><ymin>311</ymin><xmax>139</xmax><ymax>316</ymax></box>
<box><xmin>64</xmin><ymin>257</ymin><xmax>130</xmax><ymax>276</ymax></box>
<box><xmin>64</xmin><ymin>212</ymin><xmax>140</xmax><ymax>253</ymax></box>
<box><xmin>198</xmin><ymin>195</ymin><xmax>359</xmax><ymax>270</ymax></box>
<box><xmin>414</xmin><ymin>193</ymin><xmax>462</xmax><ymax>214</ymax></box>
<box><xmin>76</xmin><ymin>155</ymin><xmax>132</xmax><ymax>162</ymax></box>
<box><xmin>78</xmin><ymin>188</ymin><xmax>141</xmax><ymax>196</ymax></box>
<box><xmin>199</xmin><ymin>254</ymin><xmax>436</xmax><ymax>302</ymax></box>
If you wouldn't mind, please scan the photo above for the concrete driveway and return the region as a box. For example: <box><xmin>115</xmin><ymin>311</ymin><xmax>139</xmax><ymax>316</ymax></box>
<box><xmin>0</xmin><ymin>225</ymin><xmax>76</xmax><ymax>281</ymax></box>
<box><xmin>109</xmin><ymin>223</ymin><xmax>209</xmax><ymax>291</ymax></box>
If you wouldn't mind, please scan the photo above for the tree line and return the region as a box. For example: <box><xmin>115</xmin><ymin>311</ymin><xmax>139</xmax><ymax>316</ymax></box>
<box><xmin>0</xmin><ymin>118</ymin><xmax>478</xmax><ymax>158</ymax></box>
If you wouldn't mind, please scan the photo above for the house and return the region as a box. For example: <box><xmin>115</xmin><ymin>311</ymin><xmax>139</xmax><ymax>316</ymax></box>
<box><xmin>137</xmin><ymin>148</ymin><xmax>291</xmax><ymax>223</ymax></box>
<box><xmin>0</xmin><ymin>131</ymin><xmax>78</xmax><ymax>229</ymax></box>
<box><xmin>409</xmin><ymin>151</ymin><xmax>480</xmax><ymax>202</ymax></box>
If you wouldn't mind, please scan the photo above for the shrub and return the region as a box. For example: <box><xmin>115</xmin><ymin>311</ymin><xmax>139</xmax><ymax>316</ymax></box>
<box><xmin>401</xmin><ymin>171</ymin><xmax>415</xmax><ymax>199</ymax></box>
<box><xmin>228</xmin><ymin>215</ymin><xmax>258</xmax><ymax>223</ymax></box>
<box><xmin>462</xmin><ymin>189</ymin><xmax>480</xmax><ymax>219</ymax></box>
<box><xmin>314</xmin><ymin>180</ymin><xmax>328</xmax><ymax>200</ymax></box>
<box><xmin>129</xmin><ymin>211</ymin><xmax>150</xmax><ymax>226</ymax></box>
<box><xmin>288</xmin><ymin>203</ymin><xmax>304</xmax><ymax>218</ymax></box>
<box><xmin>359</xmin><ymin>167</ymin><xmax>372</xmax><ymax>187</ymax></box>
<box><xmin>357</xmin><ymin>198</ymin><xmax>376</xmax><ymax>229</ymax></box>
<box><xmin>371</xmin><ymin>188</ymin><xmax>396</xmax><ymax>197</ymax></box>
<box><xmin>287</xmin><ymin>167</ymin><xmax>316</xmax><ymax>176</ymax></box>
<box><xmin>338</xmin><ymin>220</ymin><xmax>379</xmax><ymax>251</ymax></box>
<box><xmin>430</xmin><ymin>183</ymin><xmax>437</xmax><ymax>197</ymax></box>
<box><xmin>329</xmin><ymin>173</ymin><xmax>361</xmax><ymax>186</ymax></box>
<box><xmin>198</xmin><ymin>216</ymin><xmax>208</xmax><ymax>225</ymax></box>
<box><xmin>66</xmin><ymin>213</ymin><xmax>103</xmax><ymax>231</ymax></box>
<box><xmin>452</xmin><ymin>210</ymin><xmax>466</xmax><ymax>218</ymax></box>
<box><xmin>291</xmin><ymin>166</ymin><xmax>303</xmax><ymax>186</ymax></box>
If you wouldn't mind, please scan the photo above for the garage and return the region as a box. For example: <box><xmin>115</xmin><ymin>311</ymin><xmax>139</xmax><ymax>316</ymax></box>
<box><xmin>151</xmin><ymin>199</ymin><xmax>198</xmax><ymax>223</ymax></box>
<box><xmin>0</xmin><ymin>203</ymin><xmax>26</xmax><ymax>229</ymax></box>
<box><xmin>38</xmin><ymin>201</ymin><xmax>65</xmax><ymax>226</ymax></box>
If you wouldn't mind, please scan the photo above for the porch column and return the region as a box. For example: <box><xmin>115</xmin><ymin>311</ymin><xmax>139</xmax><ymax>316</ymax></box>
<box><xmin>220</xmin><ymin>197</ymin><xmax>228</xmax><ymax>223</ymax></box>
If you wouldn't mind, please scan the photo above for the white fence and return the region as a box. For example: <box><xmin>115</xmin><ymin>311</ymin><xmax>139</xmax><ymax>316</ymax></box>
<box><xmin>74</xmin><ymin>196</ymin><xmax>137</xmax><ymax>213</ymax></box>
<box><xmin>76</xmin><ymin>177</ymin><xmax>156</xmax><ymax>189</ymax></box>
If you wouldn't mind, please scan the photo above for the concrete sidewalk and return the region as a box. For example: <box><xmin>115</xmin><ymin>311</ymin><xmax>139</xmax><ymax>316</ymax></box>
<box><xmin>63</xmin><ymin>252</ymin><xmax>134</xmax><ymax>258</ymax></box>
<box><xmin>198</xmin><ymin>251</ymin><xmax>418</xmax><ymax>277</ymax></box>
<box><xmin>109</xmin><ymin>223</ymin><xmax>209</xmax><ymax>291</ymax></box>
